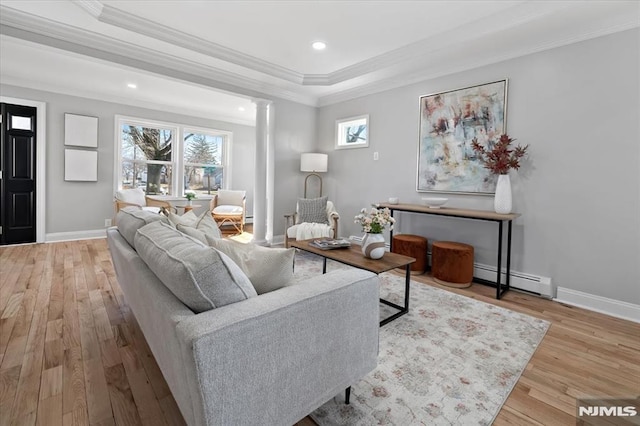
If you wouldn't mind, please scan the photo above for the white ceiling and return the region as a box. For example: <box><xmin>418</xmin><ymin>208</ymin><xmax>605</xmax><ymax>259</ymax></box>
<box><xmin>1</xmin><ymin>1</ymin><xmax>638</xmax><ymax>125</ymax></box>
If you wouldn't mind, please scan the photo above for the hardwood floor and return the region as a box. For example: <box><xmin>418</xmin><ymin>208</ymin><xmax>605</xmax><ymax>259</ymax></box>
<box><xmin>1</xmin><ymin>239</ymin><xmax>638</xmax><ymax>425</ymax></box>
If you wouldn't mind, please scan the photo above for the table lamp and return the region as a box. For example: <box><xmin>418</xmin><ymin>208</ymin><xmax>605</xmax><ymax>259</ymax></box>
<box><xmin>300</xmin><ymin>153</ymin><xmax>328</xmax><ymax>198</ymax></box>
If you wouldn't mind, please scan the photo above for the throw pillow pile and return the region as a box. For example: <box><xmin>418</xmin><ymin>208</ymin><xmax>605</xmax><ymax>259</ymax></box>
<box><xmin>207</xmin><ymin>237</ymin><xmax>295</xmax><ymax>294</ymax></box>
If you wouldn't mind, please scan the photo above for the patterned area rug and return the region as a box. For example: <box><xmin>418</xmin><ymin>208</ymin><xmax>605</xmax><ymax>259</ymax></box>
<box><xmin>292</xmin><ymin>251</ymin><xmax>550</xmax><ymax>426</ymax></box>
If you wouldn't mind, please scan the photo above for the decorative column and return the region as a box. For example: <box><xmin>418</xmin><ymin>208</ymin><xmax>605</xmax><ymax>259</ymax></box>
<box><xmin>252</xmin><ymin>99</ymin><xmax>271</xmax><ymax>245</ymax></box>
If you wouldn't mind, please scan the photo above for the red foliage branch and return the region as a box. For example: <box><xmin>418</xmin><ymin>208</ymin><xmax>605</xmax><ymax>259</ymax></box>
<box><xmin>471</xmin><ymin>134</ymin><xmax>529</xmax><ymax>175</ymax></box>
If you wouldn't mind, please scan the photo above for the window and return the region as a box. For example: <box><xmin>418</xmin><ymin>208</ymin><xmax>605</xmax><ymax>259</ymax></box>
<box><xmin>116</xmin><ymin>116</ymin><xmax>230</xmax><ymax>196</ymax></box>
<box><xmin>183</xmin><ymin>130</ymin><xmax>225</xmax><ymax>195</ymax></box>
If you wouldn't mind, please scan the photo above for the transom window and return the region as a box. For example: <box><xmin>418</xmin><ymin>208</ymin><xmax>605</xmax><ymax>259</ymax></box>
<box><xmin>116</xmin><ymin>116</ymin><xmax>231</xmax><ymax>196</ymax></box>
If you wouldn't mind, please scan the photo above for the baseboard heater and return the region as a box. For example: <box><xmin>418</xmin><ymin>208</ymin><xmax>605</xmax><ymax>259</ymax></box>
<box><xmin>349</xmin><ymin>235</ymin><xmax>553</xmax><ymax>298</ymax></box>
<box><xmin>472</xmin><ymin>262</ymin><xmax>553</xmax><ymax>298</ymax></box>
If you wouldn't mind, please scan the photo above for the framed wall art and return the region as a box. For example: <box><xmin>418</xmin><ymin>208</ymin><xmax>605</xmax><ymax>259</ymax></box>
<box><xmin>417</xmin><ymin>79</ymin><xmax>508</xmax><ymax>194</ymax></box>
<box><xmin>64</xmin><ymin>113</ymin><xmax>98</xmax><ymax>148</ymax></box>
<box><xmin>65</xmin><ymin>149</ymin><xmax>98</xmax><ymax>181</ymax></box>
<box><xmin>335</xmin><ymin>114</ymin><xmax>369</xmax><ymax>149</ymax></box>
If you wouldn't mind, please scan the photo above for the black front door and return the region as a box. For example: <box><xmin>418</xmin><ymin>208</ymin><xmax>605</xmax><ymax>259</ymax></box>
<box><xmin>1</xmin><ymin>103</ymin><xmax>37</xmax><ymax>245</ymax></box>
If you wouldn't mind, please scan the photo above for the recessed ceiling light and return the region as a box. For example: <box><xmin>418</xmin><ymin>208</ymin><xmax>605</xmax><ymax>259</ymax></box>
<box><xmin>312</xmin><ymin>41</ymin><xmax>326</xmax><ymax>51</ymax></box>
<box><xmin>238</xmin><ymin>106</ymin><xmax>245</xmax><ymax>112</ymax></box>
<box><xmin>127</xmin><ymin>83</ymin><xmax>137</xmax><ymax>89</ymax></box>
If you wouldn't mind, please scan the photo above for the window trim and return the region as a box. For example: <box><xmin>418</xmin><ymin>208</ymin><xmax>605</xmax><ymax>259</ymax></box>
<box><xmin>114</xmin><ymin>115</ymin><xmax>232</xmax><ymax>196</ymax></box>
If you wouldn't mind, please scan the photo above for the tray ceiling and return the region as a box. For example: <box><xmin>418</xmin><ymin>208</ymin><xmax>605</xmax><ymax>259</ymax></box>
<box><xmin>1</xmin><ymin>0</ymin><xmax>637</xmax><ymax>120</ymax></box>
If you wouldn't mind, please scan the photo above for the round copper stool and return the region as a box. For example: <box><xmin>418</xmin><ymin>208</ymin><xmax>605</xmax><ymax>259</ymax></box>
<box><xmin>431</xmin><ymin>241</ymin><xmax>474</xmax><ymax>288</ymax></box>
<box><xmin>392</xmin><ymin>234</ymin><xmax>428</xmax><ymax>274</ymax></box>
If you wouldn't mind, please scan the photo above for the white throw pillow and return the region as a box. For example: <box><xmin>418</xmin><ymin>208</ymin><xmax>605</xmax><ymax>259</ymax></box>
<box><xmin>206</xmin><ymin>237</ymin><xmax>295</xmax><ymax>294</ymax></box>
<box><xmin>194</xmin><ymin>211</ymin><xmax>222</xmax><ymax>239</ymax></box>
<box><xmin>168</xmin><ymin>211</ymin><xmax>198</xmax><ymax>227</ymax></box>
<box><xmin>173</xmin><ymin>210</ymin><xmax>222</xmax><ymax>240</ymax></box>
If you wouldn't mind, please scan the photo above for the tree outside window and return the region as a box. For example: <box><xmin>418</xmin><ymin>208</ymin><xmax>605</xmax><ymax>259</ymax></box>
<box><xmin>183</xmin><ymin>131</ymin><xmax>225</xmax><ymax>195</ymax></box>
<box><xmin>121</xmin><ymin>124</ymin><xmax>173</xmax><ymax>194</ymax></box>
<box><xmin>117</xmin><ymin>116</ymin><xmax>230</xmax><ymax>197</ymax></box>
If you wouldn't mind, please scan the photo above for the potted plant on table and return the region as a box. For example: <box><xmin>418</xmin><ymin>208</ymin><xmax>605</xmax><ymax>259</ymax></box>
<box><xmin>354</xmin><ymin>206</ymin><xmax>395</xmax><ymax>259</ymax></box>
<box><xmin>184</xmin><ymin>190</ymin><xmax>197</xmax><ymax>206</ymax></box>
<box><xmin>471</xmin><ymin>134</ymin><xmax>528</xmax><ymax>214</ymax></box>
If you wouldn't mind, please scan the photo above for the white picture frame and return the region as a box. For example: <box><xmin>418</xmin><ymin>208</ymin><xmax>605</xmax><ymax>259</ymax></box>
<box><xmin>65</xmin><ymin>149</ymin><xmax>98</xmax><ymax>181</ymax></box>
<box><xmin>64</xmin><ymin>113</ymin><xmax>98</xmax><ymax>147</ymax></box>
<box><xmin>335</xmin><ymin>114</ymin><xmax>369</xmax><ymax>149</ymax></box>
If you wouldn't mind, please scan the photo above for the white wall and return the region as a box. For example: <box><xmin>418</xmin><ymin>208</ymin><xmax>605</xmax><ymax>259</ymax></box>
<box><xmin>272</xmin><ymin>98</ymin><xmax>317</xmax><ymax>236</ymax></box>
<box><xmin>317</xmin><ymin>29</ymin><xmax>640</xmax><ymax>305</ymax></box>
<box><xmin>0</xmin><ymin>84</ymin><xmax>256</xmax><ymax>234</ymax></box>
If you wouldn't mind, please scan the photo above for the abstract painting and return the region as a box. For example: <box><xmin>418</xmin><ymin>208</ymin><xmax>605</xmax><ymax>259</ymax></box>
<box><xmin>417</xmin><ymin>80</ymin><xmax>507</xmax><ymax>194</ymax></box>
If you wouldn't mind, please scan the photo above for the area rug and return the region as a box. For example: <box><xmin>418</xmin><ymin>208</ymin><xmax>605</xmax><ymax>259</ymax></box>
<box><xmin>292</xmin><ymin>251</ymin><xmax>550</xmax><ymax>426</ymax></box>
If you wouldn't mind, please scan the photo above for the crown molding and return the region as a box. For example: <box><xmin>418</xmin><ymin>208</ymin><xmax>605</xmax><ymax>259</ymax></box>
<box><xmin>317</xmin><ymin>22</ymin><xmax>640</xmax><ymax>107</ymax></box>
<box><xmin>75</xmin><ymin>1</ymin><xmax>304</xmax><ymax>85</ymax></box>
<box><xmin>0</xmin><ymin>6</ymin><xmax>317</xmax><ymax>106</ymax></box>
<box><xmin>2</xmin><ymin>3</ymin><xmax>638</xmax><ymax>109</ymax></box>
<box><xmin>0</xmin><ymin>75</ymin><xmax>257</xmax><ymax>126</ymax></box>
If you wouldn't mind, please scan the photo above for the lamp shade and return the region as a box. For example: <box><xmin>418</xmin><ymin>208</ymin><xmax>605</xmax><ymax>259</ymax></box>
<box><xmin>300</xmin><ymin>153</ymin><xmax>328</xmax><ymax>173</ymax></box>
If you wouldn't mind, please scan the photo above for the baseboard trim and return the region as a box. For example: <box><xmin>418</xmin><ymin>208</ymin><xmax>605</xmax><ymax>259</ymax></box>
<box><xmin>46</xmin><ymin>229</ymin><xmax>107</xmax><ymax>242</ymax></box>
<box><xmin>555</xmin><ymin>287</ymin><xmax>640</xmax><ymax>323</ymax></box>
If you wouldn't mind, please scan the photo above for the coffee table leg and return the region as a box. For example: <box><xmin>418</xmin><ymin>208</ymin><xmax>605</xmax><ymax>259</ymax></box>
<box><xmin>379</xmin><ymin>264</ymin><xmax>411</xmax><ymax>326</ymax></box>
<box><xmin>404</xmin><ymin>264</ymin><xmax>410</xmax><ymax>312</ymax></box>
<box><xmin>322</xmin><ymin>258</ymin><xmax>327</xmax><ymax>274</ymax></box>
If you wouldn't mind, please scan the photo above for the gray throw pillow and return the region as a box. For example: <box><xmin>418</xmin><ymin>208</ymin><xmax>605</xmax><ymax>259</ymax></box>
<box><xmin>116</xmin><ymin>206</ymin><xmax>169</xmax><ymax>247</ymax></box>
<box><xmin>297</xmin><ymin>196</ymin><xmax>328</xmax><ymax>224</ymax></box>
<box><xmin>134</xmin><ymin>221</ymin><xmax>256</xmax><ymax>313</ymax></box>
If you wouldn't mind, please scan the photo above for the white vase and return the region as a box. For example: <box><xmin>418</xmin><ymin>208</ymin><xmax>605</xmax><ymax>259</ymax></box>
<box><xmin>187</xmin><ymin>199</ymin><xmax>192</xmax><ymax>206</ymax></box>
<box><xmin>494</xmin><ymin>174</ymin><xmax>512</xmax><ymax>214</ymax></box>
<box><xmin>362</xmin><ymin>233</ymin><xmax>385</xmax><ymax>259</ymax></box>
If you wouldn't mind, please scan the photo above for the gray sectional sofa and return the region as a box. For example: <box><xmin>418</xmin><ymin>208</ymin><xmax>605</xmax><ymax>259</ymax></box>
<box><xmin>106</xmin><ymin>208</ymin><xmax>380</xmax><ymax>425</ymax></box>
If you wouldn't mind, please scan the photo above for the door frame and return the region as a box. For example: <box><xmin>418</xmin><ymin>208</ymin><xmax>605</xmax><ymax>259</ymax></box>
<box><xmin>1</xmin><ymin>96</ymin><xmax>46</xmax><ymax>243</ymax></box>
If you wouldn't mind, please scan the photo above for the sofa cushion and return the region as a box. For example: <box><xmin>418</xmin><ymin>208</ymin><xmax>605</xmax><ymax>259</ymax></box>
<box><xmin>297</xmin><ymin>196</ymin><xmax>328</xmax><ymax>224</ymax></box>
<box><xmin>116</xmin><ymin>206</ymin><xmax>169</xmax><ymax>247</ymax></box>
<box><xmin>206</xmin><ymin>237</ymin><xmax>295</xmax><ymax>294</ymax></box>
<box><xmin>134</xmin><ymin>221</ymin><xmax>256</xmax><ymax>313</ymax></box>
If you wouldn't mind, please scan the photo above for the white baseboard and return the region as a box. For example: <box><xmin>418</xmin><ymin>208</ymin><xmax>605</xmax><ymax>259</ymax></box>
<box><xmin>555</xmin><ymin>287</ymin><xmax>640</xmax><ymax>324</ymax></box>
<box><xmin>45</xmin><ymin>229</ymin><xmax>107</xmax><ymax>242</ymax></box>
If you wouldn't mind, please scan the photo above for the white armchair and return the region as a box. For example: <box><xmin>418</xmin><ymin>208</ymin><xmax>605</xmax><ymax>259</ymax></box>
<box><xmin>114</xmin><ymin>188</ymin><xmax>172</xmax><ymax>215</ymax></box>
<box><xmin>210</xmin><ymin>190</ymin><xmax>246</xmax><ymax>234</ymax></box>
<box><xmin>284</xmin><ymin>199</ymin><xmax>339</xmax><ymax>248</ymax></box>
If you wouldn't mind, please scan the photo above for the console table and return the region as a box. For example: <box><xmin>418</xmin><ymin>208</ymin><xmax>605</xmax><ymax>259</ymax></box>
<box><xmin>378</xmin><ymin>203</ymin><xmax>520</xmax><ymax>299</ymax></box>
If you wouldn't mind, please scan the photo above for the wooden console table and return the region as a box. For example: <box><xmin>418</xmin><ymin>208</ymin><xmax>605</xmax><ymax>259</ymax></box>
<box><xmin>378</xmin><ymin>203</ymin><xmax>520</xmax><ymax>299</ymax></box>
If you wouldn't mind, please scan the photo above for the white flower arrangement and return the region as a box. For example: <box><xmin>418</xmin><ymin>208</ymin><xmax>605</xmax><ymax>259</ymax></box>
<box><xmin>354</xmin><ymin>206</ymin><xmax>395</xmax><ymax>234</ymax></box>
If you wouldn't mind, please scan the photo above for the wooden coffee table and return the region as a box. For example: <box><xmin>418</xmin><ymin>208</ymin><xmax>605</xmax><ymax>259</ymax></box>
<box><xmin>290</xmin><ymin>239</ymin><xmax>416</xmax><ymax>326</ymax></box>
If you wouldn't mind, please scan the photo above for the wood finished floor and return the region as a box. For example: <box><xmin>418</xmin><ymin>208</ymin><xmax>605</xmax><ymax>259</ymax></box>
<box><xmin>1</xmin><ymin>239</ymin><xmax>638</xmax><ymax>425</ymax></box>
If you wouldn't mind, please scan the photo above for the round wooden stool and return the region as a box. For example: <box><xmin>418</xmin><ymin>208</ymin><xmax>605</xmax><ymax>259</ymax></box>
<box><xmin>431</xmin><ymin>241</ymin><xmax>474</xmax><ymax>288</ymax></box>
<box><xmin>392</xmin><ymin>234</ymin><xmax>428</xmax><ymax>274</ymax></box>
